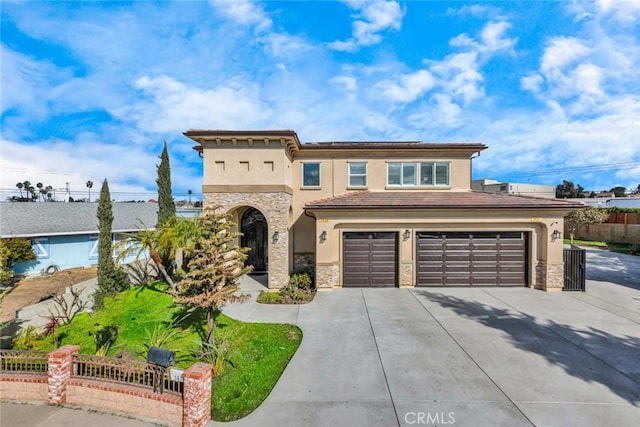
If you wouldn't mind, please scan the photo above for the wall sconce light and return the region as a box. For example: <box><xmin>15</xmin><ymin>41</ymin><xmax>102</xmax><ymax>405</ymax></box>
<box><xmin>552</xmin><ymin>230</ymin><xmax>562</xmax><ymax>240</ymax></box>
<box><xmin>319</xmin><ymin>231</ymin><xmax>327</xmax><ymax>243</ymax></box>
<box><xmin>272</xmin><ymin>231</ymin><xmax>279</xmax><ymax>244</ymax></box>
<box><xmin>403</xmin><ymin>229</ymin><xmax>411</xmax><ymax>240</ymax></box>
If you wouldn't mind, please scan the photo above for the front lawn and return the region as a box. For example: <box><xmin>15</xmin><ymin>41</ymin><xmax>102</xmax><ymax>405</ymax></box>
<box><xmin>21</xmin><ymin>282</ymin><xmax>302</xmax><ymax>421</ymax></box>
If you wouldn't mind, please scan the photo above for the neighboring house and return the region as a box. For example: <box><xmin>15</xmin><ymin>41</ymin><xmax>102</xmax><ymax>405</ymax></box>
<box><xmin>472</xmin><ymin>179</ymin><xmax>556</xmax><ymax>199</ymax></box>
<box><xmin>185</xmin><ymin>130</ymin><xmax>582</xmax><ymax>292</ymax></box>
<box><xmin>0</xmin><ymin>202</ymin><xmax>157</xmax><ymax>276</ymax></box>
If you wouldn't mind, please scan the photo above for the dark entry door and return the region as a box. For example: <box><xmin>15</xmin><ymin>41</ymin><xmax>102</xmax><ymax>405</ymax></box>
<box><xmin>416</xmin><ymin>232</ymin><xmax>526</xmax><ymax>286</ymax></box>
<box><xmin>241</xmin><ymin>208</ymin><xmax>268</xmax><ymax>272</ymax></box>
<box><xmin>343</xmin><ymin>232</ymin><xmax>397</xmax><ymax>287</ymax></box>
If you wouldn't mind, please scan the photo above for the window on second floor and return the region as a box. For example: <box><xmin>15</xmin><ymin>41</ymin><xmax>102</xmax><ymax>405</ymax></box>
<box><xmin>348</xmin><ymin>162</ymin><xmax>367</xmax><ymax>187</ymax></box>
<box><xmin>302</xmin><ymin>162</ymin><xmax>320</xmax><ymax>187</ymax></box>
<box><xmin>388</xmin><ymin>162</ymin><xmax>450</xmax><ymax>187</ymax></box>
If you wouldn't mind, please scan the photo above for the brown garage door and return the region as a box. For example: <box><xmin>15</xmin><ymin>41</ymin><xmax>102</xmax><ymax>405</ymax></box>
<box><xmin>343</xmin><ymin>232</ymin><xmax>397</xmax><ymax>287</ymax></box>
<box><xmin>416</xmin><ymin>232</ymin><xmax>526</xmax><ymax>286</ymax></box>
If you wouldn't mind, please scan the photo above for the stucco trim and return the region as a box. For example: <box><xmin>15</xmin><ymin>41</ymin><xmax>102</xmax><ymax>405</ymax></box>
<box><xmin>202</xmin><ymin>185</ymin><xmax>293</xmax><ymax>194</ymax></box>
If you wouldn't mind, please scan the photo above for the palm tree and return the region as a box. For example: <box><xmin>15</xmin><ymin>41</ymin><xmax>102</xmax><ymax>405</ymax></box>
<box><xmin>86</xmin><ymin>180</ymin><xmax>93</xmax><ymax>202</ymax></box>
<box><xmin>36</xmin><ymin>183</ymin><xmax>43</xmax><ymax>201</ymax></box>
<box><xmin>188</xmin><ymin>189</ymin><xmax>192</xmax><ymax>205</ymax></box>
<box><xmin>16</xmin><ymin>182</ymin><xmax>23</xmax><ymax>198</ymax></box>
<box><xmin>45</xmin><ymin>186</ymin><xmax>53</xmax><ymax>202</ymax></box>
<box><xmin>115</xmin><ymin>224</ymin><xmax>176</xmax><ymax>290</ymax></box>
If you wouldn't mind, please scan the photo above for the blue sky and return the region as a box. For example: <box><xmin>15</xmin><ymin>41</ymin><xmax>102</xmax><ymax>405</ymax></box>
<box><xmin>1</xmin><ymin>0</ymin><xmax>639</xmax><ymax>201</ymax></box>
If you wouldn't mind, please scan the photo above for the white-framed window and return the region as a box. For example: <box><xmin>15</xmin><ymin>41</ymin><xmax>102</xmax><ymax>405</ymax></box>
<box><xmin>387</xmin><ymin>162</ymin><xmax>417</xmax><ymax>186</ymax></box>
<box><xmin>88</xmin><ymin>235</ymin><xmax>99</xmax><ymax>259</ymax></box>
<box><xmin>388</xmin><ymin>162</ymin><xmax>450</xmax><ymax>187</ymax></box>
<box><xmin>348</xmin><ymin>162</ymin><xmax>367</xmax><ymax>187</ymax></box>
<box><xmin>420</xmin><ymin>162</ymin><xmax>450</xmax><ymax>186</ymax></box>
<box><xmin>32</xmin><ymin>238</ymin><xmax>49</xmax><ymax>259</ymax></box>
<box><xmin>302</xmin><ymin>162</ymin><xmax>321</xmax><ymax>187</ymax></box>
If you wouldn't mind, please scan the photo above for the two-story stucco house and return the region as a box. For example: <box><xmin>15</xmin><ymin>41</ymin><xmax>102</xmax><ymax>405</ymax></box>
<box><xmin>184</xmin><ymin>129</ymin><xmax>582</xmax><ymax>292</ymax></box>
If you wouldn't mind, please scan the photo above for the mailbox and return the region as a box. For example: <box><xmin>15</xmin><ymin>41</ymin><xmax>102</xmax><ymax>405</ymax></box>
<box><xmin>147</xmin><ymin>347</ymin><xmax>176</xmax><ymax>368</ymax></box>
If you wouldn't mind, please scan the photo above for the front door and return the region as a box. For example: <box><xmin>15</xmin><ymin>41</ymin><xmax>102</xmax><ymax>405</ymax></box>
<box><xmin>241</xmin><ymin>207</ymin><xmax>268</xmax><ymax>272</ymax></box>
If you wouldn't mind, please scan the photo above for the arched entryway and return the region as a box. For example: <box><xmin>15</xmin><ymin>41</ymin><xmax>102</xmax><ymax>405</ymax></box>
<box><xmin>240</xmin><ymin>207</ymin><xmax>268</xmax><ymax>272</ymax></box>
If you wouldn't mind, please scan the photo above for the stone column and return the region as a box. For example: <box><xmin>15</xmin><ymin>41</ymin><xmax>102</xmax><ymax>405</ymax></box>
<box><xmin>182</xmin><ymin>363</ymin><xmax>212</xmax><ymax>427</ymax></box>
<box><xmin>47</xmin><ymin>344</ymin><xmax>79</xmax><ymax>405</ymax></box>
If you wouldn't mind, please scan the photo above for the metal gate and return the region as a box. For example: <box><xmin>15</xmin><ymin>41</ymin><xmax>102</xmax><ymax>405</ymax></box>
<box><xmin>563</xmin><ymin>246</ymin><xmax>585</xmax><ymax>291</ymax></box>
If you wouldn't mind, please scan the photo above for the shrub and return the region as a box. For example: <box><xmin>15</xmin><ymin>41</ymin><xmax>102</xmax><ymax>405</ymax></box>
<box><xmin>12</xmin><ymin>326</ymin><xmax>44</xmax><ymax>350</ymax></box>
<box><xmin>0</xmin><ymin>238</ymin><xmax>36</xmax><ymax>285</ymax></box>
<box><xmin>288</xmin><ymin>272</ymin><xmax>313</xmax><ymax>291</ymax></box>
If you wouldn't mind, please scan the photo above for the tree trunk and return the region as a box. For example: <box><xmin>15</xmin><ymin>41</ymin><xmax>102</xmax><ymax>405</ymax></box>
<box><xmin>206</xmin><ymin>306</ymin><xmax>215</xmax><ymax>344</ymax></box>
<box><xmin>149</xmin><ymin>248</ymin><xmax>175</xmax><ymax>291</ymax></box>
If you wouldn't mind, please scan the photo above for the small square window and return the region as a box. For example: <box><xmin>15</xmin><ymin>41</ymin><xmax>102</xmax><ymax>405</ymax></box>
<box><xmin>239</xmin><ymin>161</ymin><xmax>249</xmax><ymax>172</ymax></box>
<box><xmin>263</xmin><ymin>161</ymin><xmax>274</xmax><ymax>172</ymax></box>
<box><xmin>214</xmin><ymin>161</ymin><xmax>225</xmax><ymax>171</ymax></box>
<box><xmin>348</xmin><ymin>162</ymin><xmax>367</xmax><ymax>187</ymax></box>
<box><xmin>302</xmin><ymin>163</ymin><xmax>320</xmax><ymax>187</ymax></box>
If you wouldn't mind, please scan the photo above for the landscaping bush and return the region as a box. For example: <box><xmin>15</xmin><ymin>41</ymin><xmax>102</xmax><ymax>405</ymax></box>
<box><xmin>257</xmin><ymin>272</ymin><xmax>315</xmax><ymax>304</ymax></box>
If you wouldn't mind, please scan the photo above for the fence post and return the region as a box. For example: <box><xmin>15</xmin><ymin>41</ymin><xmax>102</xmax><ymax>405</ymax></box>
<box><xmin>47</xmin><ymin>345</ymin><xmax>79</xmax><ymax>405</ymax></box>
<box><xmin>182</xmin><ymin>362</ymin><xmax>212</xmax><ymax>427</ymax></box>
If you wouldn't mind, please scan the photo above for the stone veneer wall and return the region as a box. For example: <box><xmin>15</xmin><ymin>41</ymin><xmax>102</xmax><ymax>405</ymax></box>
<box><xmin>536</xmin><ymin>260</ymin><xmax>564</xmax><ymax>291</ymax></box>
<box><xmin>205</xmin><ymin>192</ymin><xmax>293</xmax><ymax>289</ymax></box>
<box><xmin>316</xmin><ymin>263</ymin><xmax>339</xmax><ymax>289</ymax></box>
<box><xmin>399</xmin><ymin>262</ymin><xmax>413</xmax><ymax>287</ymax></box>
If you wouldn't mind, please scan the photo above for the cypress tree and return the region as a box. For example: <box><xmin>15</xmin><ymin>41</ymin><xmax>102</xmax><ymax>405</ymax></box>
<box><xmin>95</xmin><ymin>179</ymin><xmax>128</xmax><ymax>307</ymax></box>
<box><xmin>157</xmin><ymin>142</ymin><xmax>176</xmax><ymax>226</ymax></box>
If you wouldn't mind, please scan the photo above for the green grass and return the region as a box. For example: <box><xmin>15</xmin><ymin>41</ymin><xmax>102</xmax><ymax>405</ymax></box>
<box><xmin>563</xmin><ymin>239</ymin><xmax>608</xmax><ymax>247</ymax></box>
<box><xmin>24</xmin><ymin>282</ymin><xmax>302</xmax><ymax>421</ymax></box>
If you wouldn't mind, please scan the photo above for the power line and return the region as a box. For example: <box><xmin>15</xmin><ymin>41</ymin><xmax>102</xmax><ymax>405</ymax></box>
<box><xmin>504</xmin><ymin>162</ymin><xmax>640</xmax><ymax>178</ymax></box>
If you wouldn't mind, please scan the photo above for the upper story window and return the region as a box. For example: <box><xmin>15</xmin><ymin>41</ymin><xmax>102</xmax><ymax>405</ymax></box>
<box><xmin>348</xmin><ymin>162</ymin><xmax>367</xmax><ymax>187</ymax></box>
<box><xmin>388</xmin><ymin>162</ymin><xmax>450</xmax><ymax>187</ymax></box>
<box><xmin>302</xmin><ymin>162</ymin><xmax>320</xmax><ymax>187</ymax></box>
<box><xmin>387</xmin><ymin>162</ymin><xmax>417</xmax><ymax>186</ymax></box>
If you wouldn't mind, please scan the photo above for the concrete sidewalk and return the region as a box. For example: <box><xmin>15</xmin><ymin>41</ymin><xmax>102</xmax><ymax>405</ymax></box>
<box><xmin>0</xmin><ymin>401</ymin><xmax>158</xmax><ymax>427</ymax></box>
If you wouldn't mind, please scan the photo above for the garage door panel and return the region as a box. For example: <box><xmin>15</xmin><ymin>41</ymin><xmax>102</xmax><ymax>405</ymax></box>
<box><xmin>343</xmin><ymin>232</ymin><xmax>397</xmax><ymax>287</ymax></box>
<box><xmin>417</xmin><ymin>232</ymin><xmax>526</xmax><ymax>287</ymax></box>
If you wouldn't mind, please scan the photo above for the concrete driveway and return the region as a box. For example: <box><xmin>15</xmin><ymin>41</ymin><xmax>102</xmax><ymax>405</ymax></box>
<box><xmin>220</xmin><ymin>251</ymin><xmax>640</xmax><ymax>427</ymax></box>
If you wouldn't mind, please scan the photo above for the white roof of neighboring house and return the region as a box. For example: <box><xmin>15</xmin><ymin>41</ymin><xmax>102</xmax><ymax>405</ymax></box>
<box><xmin>0</xmin><ymin>202</ymin><xmax>158</xmax><ymax>238</ymax></box>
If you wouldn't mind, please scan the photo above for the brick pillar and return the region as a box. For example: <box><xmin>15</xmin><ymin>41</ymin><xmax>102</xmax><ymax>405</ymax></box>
<box><xmin>182</xmin><ymin>362</ymin><xmax>212</xmax><ymax>427</ymax></box>
<box><xmin>47</xmin><ymin>345</ymin><xmax>79</xmax><ymax>405</ymax></box>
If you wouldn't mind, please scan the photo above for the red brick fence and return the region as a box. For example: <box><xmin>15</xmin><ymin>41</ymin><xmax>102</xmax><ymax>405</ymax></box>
<box><xmin>0</xmin><ymin>345</ymin><xmax>211</xmax><ymax>427</ymax></box>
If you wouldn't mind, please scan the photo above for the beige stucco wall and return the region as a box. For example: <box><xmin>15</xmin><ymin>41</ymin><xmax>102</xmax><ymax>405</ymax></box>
<box><xmin>201</xmin><ymin>142</ymin><xmax>294</xmax><ymax>190</ymax></box>
<box><xmin>308</xmin><ymin>208</ymin><xmax>568</xmax><ymax>291</ymax></box>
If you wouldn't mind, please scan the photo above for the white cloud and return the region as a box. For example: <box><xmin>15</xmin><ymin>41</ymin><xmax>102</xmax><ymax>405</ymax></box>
<box><xmin>429</xmin><ymin>52</ymin><xmax>484</xmax><ymax>105</ymax></box>
<box><xmin>329</xmin><ymin>0</ymin><xmax>404</xmax><ymax>52</ymax></box>
<box><xmin>521</xmin><ymin>73</ymin><xmax>544</xmax><ymax>93</ymax></box>
<box><xmin>373</xmin><ymin>69</ymin><xmax>435</xmax><ymax>103</ymax></box>
<box><xmin>118</xmin><ymin>75</ymin><xmax>270</xmax><ymax>134</ymax></box>
<box><xmin>480</xmin><ymin>21</ymin><xmax>516</xmax><ymax>52</ymax></box>
<box><xmin>208</xmin><ymin>0</ymin><xmax>272</xmax><ymax>31</ymax></box>
<box><xmin>573</xmin><ymin>63</ymin><xmax>604</xmax><ymax>96</ymax></box>
<box><xmin>540</xmin><ymin>37</ymin><xmax>590</xmax><ymax>73</ymax></box>
<box><xmin>408</xmin><ymin>94</ymin><xmax>463</xmax><ymax>129</ymax></box>
<box><xmin>450</xmin><ymin>21</ymin><xmax>516</xmax><ymax>53</ymax></box>
<box><xmin>331</xmin><ymin>75</ymin><xmax>358</xmax><ymax>93</ymax></box>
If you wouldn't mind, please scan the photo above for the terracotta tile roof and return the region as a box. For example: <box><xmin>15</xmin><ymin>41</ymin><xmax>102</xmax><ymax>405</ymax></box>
<box><xmin>305</xmin><ymin>191</ymin><xmax>584</xmax><ymax>209</ymax></box>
